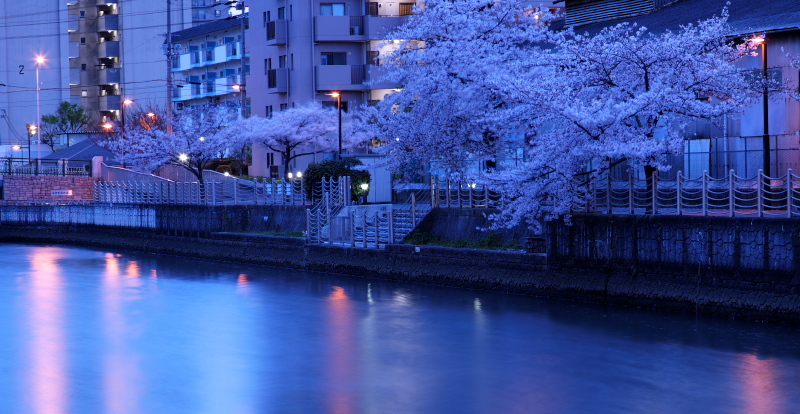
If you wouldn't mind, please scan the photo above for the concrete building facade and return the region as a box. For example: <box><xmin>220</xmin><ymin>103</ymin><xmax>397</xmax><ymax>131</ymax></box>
<box><xmin>170</xmin><ymin>18</ymin><xmax>249</xmax><ymax>110</ymax></box>
<box><xmin>246</xmin><ymin>0</ymin><xmax>418</xmax><ymax>179</ymax></box>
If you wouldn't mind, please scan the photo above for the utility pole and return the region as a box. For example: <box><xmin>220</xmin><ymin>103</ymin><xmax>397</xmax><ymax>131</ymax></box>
<box><xmin>239</xmin><ymin>0</ymin><xmax>247</xmax><ymax>118</ymax></box>
<box><xmin>165</xmin><ymin>0</ymin><xmax>173</xmax><ymax>129</ymax></box>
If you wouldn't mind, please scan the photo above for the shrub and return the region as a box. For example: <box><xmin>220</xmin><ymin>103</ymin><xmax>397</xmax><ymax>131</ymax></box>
<box><xmin>304</xmin><ymin>158</ymin><xmax>371</xmax><ymax>201</ymax></box>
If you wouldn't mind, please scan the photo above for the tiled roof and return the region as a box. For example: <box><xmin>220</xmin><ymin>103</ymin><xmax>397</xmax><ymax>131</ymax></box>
<box><xmin>572</xmin><ymin>0</ymin><xmax>800</xmax><ymax>35</ymax></box>
<box><xmin>43</xmin><ymin>139</ymin><xmax>119</xmax><ymax>165</ymax></box>
<box><xmin>171</xmin><ymin>17</ymin><xmax>247</xmax><ymax>43</ymax></box>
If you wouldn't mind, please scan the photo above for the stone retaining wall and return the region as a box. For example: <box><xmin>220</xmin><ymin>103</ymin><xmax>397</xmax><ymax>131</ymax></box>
<box><xmin>1</xmin><ymin>175</ymin><xmax>96</xmax><ymax>202</ymax></box>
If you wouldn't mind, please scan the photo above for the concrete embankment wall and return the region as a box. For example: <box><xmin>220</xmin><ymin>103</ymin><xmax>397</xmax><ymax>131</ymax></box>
<box><xmin>1</xmin><ymin>209</ymin><xmax>799</xmax><ymax>324</ymax></box>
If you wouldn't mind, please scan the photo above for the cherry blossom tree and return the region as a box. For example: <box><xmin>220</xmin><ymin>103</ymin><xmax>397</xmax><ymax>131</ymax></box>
<box><xmin>242</xmin><ymin>101</ymin><xmax>340</xmax><ymax>178</ymax></box>
<box><xmin>372</xmin><ymin>1</ymin><xmax>763</xmax><ymax>230</ymax></box>
<box><xmin>99</xmin><ymin>105</ymin><xmax>246</xmax><ymax>183</ymax></box>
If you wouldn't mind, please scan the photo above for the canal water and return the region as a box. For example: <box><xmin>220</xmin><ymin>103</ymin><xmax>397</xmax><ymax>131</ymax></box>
<box><xmin>1</xmin><ymin>243</ymin><xmax>799</xmax><ymax>414</ymax></box>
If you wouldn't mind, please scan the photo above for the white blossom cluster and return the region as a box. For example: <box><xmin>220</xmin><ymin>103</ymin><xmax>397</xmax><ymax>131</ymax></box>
<box><xmin>370</xmin><ymin>0</ymin><xmax>765</xmax><ymax>230</ymax></box>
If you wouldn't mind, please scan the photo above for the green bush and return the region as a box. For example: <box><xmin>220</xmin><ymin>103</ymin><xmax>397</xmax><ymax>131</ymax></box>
<box><xmin>304</xmin><ymin>158</ymin><xmax>371</xmax><ymax>201</ymax></box>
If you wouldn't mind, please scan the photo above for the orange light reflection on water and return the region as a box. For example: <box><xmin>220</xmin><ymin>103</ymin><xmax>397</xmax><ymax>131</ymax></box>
<box><xmin>26</xmin><ymin>247</ymin><xmax>67</xmax><ymax>414</ymax></box>
<box><xmin>325</xmin><ymin>286</ymin><xmax>358</xmax><ymax>414</ymax></box>
<box><xmin>738</xmin><ymin>353</ymin><xmax>781</xmax><ymax>414</ymax></box>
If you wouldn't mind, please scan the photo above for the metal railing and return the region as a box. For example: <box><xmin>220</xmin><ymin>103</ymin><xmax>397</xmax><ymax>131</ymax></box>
<box><xmin>431</xmin><ymin>178</ymin><xmax>504</xmax><ymax>209</ymax></box>
<box><xmin>306</xmin><ymin>177</ymin><xmax>352</xmax><ymax>244</ymax></box>
<box><xmin>94</xmin><ymin>178</ymin><xmax>314</xmax><ymax>206</ymax></box>
<box><xmin>583</xmin><ymin>169</ymin><xmax>800</xmax><ymax>217</ymax></box>
<box><xmin>0</xmin><ymin>158</ymin><xmax>91</xmax><ymax>177</ymax></box>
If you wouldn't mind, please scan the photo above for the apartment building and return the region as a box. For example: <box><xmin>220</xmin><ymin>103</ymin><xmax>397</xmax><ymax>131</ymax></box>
<box><xmin>67</xmin><ymin>0</ymin><xmax>193</xmax><ymax>125</ymax></box>
<box><xmin>246</xmin><ymin>0</ymin><xmax>418</xmax><ymax>178</ymax></box>
<box><xmin>170</xmin><ymin>18</ymin><xmax>249</xmax><ymax>110</ymax></box>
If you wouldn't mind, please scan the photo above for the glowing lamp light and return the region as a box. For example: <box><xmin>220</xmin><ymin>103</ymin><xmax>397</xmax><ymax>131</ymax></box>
<box><xmin>11</xmin><ymin>145</ymin><xmax>21</xmax><ymax>150</ymax></box>
<box><xmin>296</xmin><ymin>171</ymin><xmax>302</xmax><ymax>178</ymax></box>
<box><xmin>146</xmin><ymin>112</ymin><xmax>156</xmax><ymax>118</ymax></box>
<box><xmin>748</xmin><ymin>36</ymin><xmax>765</xmax><ymax>44</ymax></box>
<box><xmin>360</xmin><ymin>182</ymin><xmax>369</xmax><ymax>191</ymax></box>
<box><xmin>198</xmin><ymin>136</ymin><xmax>205</xmax><ymax>141</ymax></box>
<box><xmin>223</xmin><ymin>172</ymin><xmax>230</xmax><ymax>177</ymax></box>
<box><xmin>232</xmin><ymin>84</ymin><xmax>241</xmax><ymax>91</ymax></box>
<box><xmin>123</xmin><ymin>99</ymin><xmax>134</xmax><ymax>105</ymax></box>
<box><xmin>102</xmin><ymin>123</ymin><xmax>113</xmax><ymax>130</ymax></box>
<box><xmin>178</xmin><ymin>153</ymin><xmax>189</xmax><ymax>162</ymax></box>
<box><xmin>287</xmin><ymin>172</ymin><xmax>293</xmax><ymax>179</ymax></box>
<box><xmin>329</xmin><ymin>92</ymin><xmax>340</xmax><ymax>98</ymax></box>
<box><xmin>35</xmin><ymin>56</ymin><xmax>45</xmax><ymax>64</ymax></box>
<box><xmin>28</xmin><ymin>125</ymin><xmax>38</xmax><ymax>133</ymax></box>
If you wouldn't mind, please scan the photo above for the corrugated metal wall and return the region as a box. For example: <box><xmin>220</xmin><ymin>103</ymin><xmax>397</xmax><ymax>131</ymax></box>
<box><xmin>565</xmin><ymin>0</ymin><xmax>654</xmax><ymax>27</ymax></box>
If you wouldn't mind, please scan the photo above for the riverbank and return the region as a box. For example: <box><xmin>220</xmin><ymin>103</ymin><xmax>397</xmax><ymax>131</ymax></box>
<box><xmin>1</xmin><ymin>221</ymin><xmax>798</xmax><ymax>325</ymax></box>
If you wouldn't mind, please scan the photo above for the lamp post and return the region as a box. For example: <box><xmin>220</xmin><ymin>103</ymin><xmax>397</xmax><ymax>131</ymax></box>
<box><xmin>35</xmin><ymin>55</ymin><xmax>44</xmax><ymax>162</ymax></box>
<box><xmin>329</xmin><ymin>92</ymin><xmax>342</xmax><ymax>160</ymax></box>
<box><xmin>121</xmin><ymin>99</ymin><xmax>133</xmax><ymax>135</ymax></box>
<box><xmin>26</xmin><ymin>124</ymin><xmax>37</xmax><ymax>164</ymax></box>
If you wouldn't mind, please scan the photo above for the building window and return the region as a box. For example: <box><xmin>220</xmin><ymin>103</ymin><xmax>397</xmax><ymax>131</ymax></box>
<box><xmin>290</xmin><ymin>54</ymin><xmax>294</xmax><ymax>70</ymax></box>
<box><xmin>367</xmin><ymin>2</ymin><xmax>378</xmax><ymax>16</ymax></box>
<box><xmin>81</xmin><ymin>64</ymin><xmax>87</xmax><ymax>71</ymax></box>
<box><xmin>80</xmin><ymin>37</ymin><xmax>86</xmax><ymax>44</ymax></box>
<box><xmin>321</xmin><ymin>52</ymin><xmax>346</xmax><ymax>65</ymax></box>
<box><xmin>279</xmin><ymin>103</ymin><xmax>288</xmax><ymax>111</ymax></box>
<box><xmin>277</xmin><ymin>7</ymin><xmax>285</xmax><ymax>19</ymax></box>
<box><xmin>263</xmin><ymin>11</ymin><xmax>267</xmax><ymax>26</ymax></box>
<box><xmin>265</xmin><ymin>58</ymin><xmax>272</xmax><ymax>74</ymax></box>
<box><xmin>320</xmin><ymin>3</ymin><xmax>346</xmax><ymax>16</ymax></box>
<box><xmin>400</xmin><ymin>3</ymin><xmax>414</xmax><ymax>16</ymax></box>
<box><xmin>81</xmin><ymin>90</ymin><xmax>88</xmax><ymax>97</ymax></box>
<box><xmin>79</xmin><ymin>10</ymin><xmax>85</xmax><ymax>18</ymax></box>
<box><xmin>278</xmin><ymin>55</ymin><xmax>286</xmax><ymax>68</ymax></box>
<box><xmin>266</xmin><ymin>105</ymin><xmax>273</xmax><ymax>118</ymax></box>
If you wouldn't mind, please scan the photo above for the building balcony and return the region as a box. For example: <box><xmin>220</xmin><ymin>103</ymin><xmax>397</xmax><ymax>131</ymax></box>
<box><xmin>69</xmin><ymin>68</ymin><xmax>80</xmax><ymax>85</ymax></box>
<box><xmin>314</xmin><ymin>16</ymin><xmax>366</xmax><ymax>42</ymax></box>
<box><xmin>100</xmin><ymin>95</ymin><xmax>121</xmax><ymax>111</ymax></box>
<box><xmin>97</xmin><ymin>0</ymin><xmax>118</xmax><ymax>4</ymax></box>
<box><xmin>365</xmin><ymin>15</ymin><xmax>407</xmax><ymax>39</ymax></box>
<box><xmin>266</xmin><ymin>20</ymin><xmax>287</xmax><ymax>45</ymax></box>
<box><xmin>97</xmin><ymin>14</ymin><xmax>119</xmax><ymax>32</ymax></box>
<box><xmin>69</xmin><ymin>41</ymin><xmax>80</xmax><ymax>58</ymax></box>
<box><xmin>98</xmin><ymin>68</ymin><xmax>121</xmax><ymax>85</ymax></box>
<box><xmin>316</xmin><ymin>65</ymin><xmax>370</xmax><ymax>91</ymax></box>
<box><xmin>267</xmin><ymin>68</ymin><xmax>288</xmax><ymax>93</ymax></box>
<box><xmin>68</xmin><ymin>15</ymin><xmax>78</xmax><ymax>32</ymax></box>
<box><xmin>98</xmin><ymin>41</ymin><xmax>120</xmax><ymax>58</ymax></box>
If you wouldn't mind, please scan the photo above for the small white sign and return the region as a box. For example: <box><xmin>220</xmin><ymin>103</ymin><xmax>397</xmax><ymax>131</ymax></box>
<box><xmin>51</xmin><ymin>190</ymin><xmax>73</xmax><ymax>196</ymax></box>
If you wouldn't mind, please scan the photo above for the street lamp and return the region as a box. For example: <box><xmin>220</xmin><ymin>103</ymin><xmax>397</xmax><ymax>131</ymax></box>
<box><xmin>35</xmin><ymin>55</ymin><xmax>45</xmax><ymax>161</ymax></box>
<box><xmin>329</xmin><ymin>92</ymin><xmax>342</xmax><ymax>160</ymax></box>
<box><xmin>27</xmin><ymin>124</ymin><xmax>37</xmax><ymax>164</ymax></box>
<box><xmin>122</xmin><ymin>99</ymin><xmax>133</xmax><ymax>135</ymax></box>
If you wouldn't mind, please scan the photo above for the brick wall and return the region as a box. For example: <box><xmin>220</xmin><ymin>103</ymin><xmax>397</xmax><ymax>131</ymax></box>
<box><xmin>1</xmin><ymin>175</ymin><xmax>97</xmax><ymax>203</ymax></box>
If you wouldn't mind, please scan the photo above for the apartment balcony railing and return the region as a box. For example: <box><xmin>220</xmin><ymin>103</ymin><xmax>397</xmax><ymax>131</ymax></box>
<box><xmin>69</xmin><ymin>68</ymin><xmax>81</xmax><ymax>85</ymax></box>
<box><xmin>266</xmin><ymin>20</ymin><xmax>287</xmax><ymax>45</ymax></box>
<box><xmin>98</xmin><ymin>68</ymin><xmax>121</xmax><ymax>85</ymax></box>
<box><xmin>98</xmin><ymin>41</ymin><xmax>120</xmax><ymax>58</ymax></box>
<box><xmin>97</xmin><ymin>14</ymin><xmax>119</xmax><ymax>32</ymax></box>
<box><xmin>99</xmin><ymin>95</ymin><xmax>121</xmax><ymax>111</ymax></box>
<box><xmin>69</xmin><ymin>41</ymin><xmax>80</xmax><ymax>58</ymax></box>
<box><xmin>314</xmin><ymin>15</ymin><xmax>409</xmax><ymax>41</ymax></box>
<box><xmin>267</xmin><ymin>68</ymin><xmax>288</xmax><ymax>93</ymax></box>
<box><xmin>68</xmin><ymin>15</ymin><xmax>78</xmax><ymax>32</ymax></box>
<box><xmin>316</xmin><ymin>65</ymin><xmax>370</xmax><ymax>91</ymax></box>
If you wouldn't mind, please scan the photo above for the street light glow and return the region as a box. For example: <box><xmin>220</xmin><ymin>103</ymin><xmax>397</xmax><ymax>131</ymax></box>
<box><xmin>102</xmin><ymin>122</ymin><xmax>113</xmax><ymax>130</ymax></box>
<box><xmin>35</xmin><ymin>56</ymin><xmax>45</xmax><ymax>64</ymax></box>
<box><xmin>178</xmin><ymin>153</ymin><xmax>189</xmax><ymax>162</ymax></box>
<box><xmin>123</xmin><ymin>99</ymin><xmax>134</xmax><ymax>105</ymax></box>
<box><xmin>11</xmin><ymin>145</ymin><xmax>21</xmax><ymax>150</ymax></box>
<box><xmin>147</xmin><ymin>112</ymin><xmax>156</xmax><ymax>118</ymax></box>
<box><xmin>296</xmin><ymin>171</ymin><xmax>302</xmax><ymax>178</ymax></box>
<box><xmin>329</xmin><ymin>92</ymin><xmax>340</xmax><ymax>98</ymax></box>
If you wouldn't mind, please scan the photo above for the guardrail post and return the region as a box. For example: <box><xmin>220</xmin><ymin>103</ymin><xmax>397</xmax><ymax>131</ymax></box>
<box><xmin>788</xmin><ymin>168</ymin><xmax>794</xmax><ymax>218</ymax></box>
<box><xmin>702</xmin><ymin>170</ymin><xmax>708</xmax><ymax>216</ymax></box>
<box><xmin>388</xmin><ymin>210</ymin><xmax>394</xmax><ymax>245</ymax></box>
<box><xmin>651</xmin><ymin>173</ymin><xmax>657</xmax><ymax>214</ymax></box>
<box><xmin>676</xmin><ymin>171</ymin><xmax>682</xmax><ymax>215</ymax></box>
<box><xmin>606</xmin><ymin>174</ymin><xmax>611</xmax><ymax>214</ymax></box>
<box><xmin>757</xmin><ymin>169</ymin><xmax>763</xmax><ymax>217</ymax></box>
<box><xmin>628</xmin><ymin>173</ymin><xmax>634</xmax><ymax>214</ymax></box>
<box><xmin>729</xmin><ymin>169</ymin><xmax>734</xmax><ymax>217</ymax></box>
<box><xmin>446</xmin><ymin>180</ymin><xmax>451</xmax><ymax>208</ymax></box>
<box><xmin>411</xmin><ymin>192</ymin><xmax>417</xmax><ymax>225</ymax></box>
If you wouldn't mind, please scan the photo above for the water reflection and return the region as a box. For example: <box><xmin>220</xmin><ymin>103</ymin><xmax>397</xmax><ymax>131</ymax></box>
<box><xmin>26</xmin><ymin>247</ymin><xmax>67</xmax><ymax>414</ymax></box>
<box><xmin>1</xmin><ymin>243</ymin><xmax>800</xmax><ymax>414</ymax></box>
